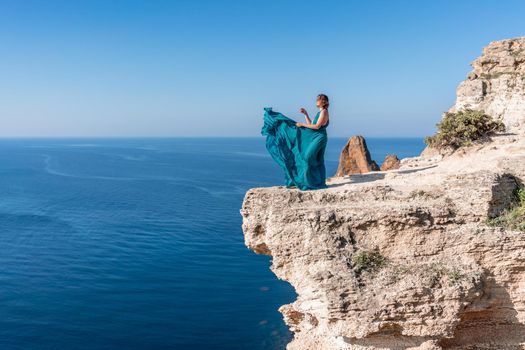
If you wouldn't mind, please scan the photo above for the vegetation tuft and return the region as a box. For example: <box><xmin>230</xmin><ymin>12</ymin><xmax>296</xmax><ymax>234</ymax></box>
<box><xmin>352</xmin><ymin>250</ymin><xmax>387</xmax><ymax>273</ymax></box>
<box><xmin>425</xmin><ymin>109</ymin><xmax>505</xmax><ymax>149</ymax></box>
<box><xmin>420</xmin><ymin>263</ymin><xmax>465</xmax><ymax>286</ymax></box>
<box><xmin>487</xmin><ymin>187</ymin><xmax>525</xmax><ymax>231</ymax></box>
<box><xmin>384</xmin><ymin>262</ymin><xmax>466</xmax><ymax>287</ymax></box>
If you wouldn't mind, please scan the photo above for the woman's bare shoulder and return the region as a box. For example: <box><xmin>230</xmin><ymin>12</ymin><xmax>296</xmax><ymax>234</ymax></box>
<box><xmin>319</xmin><ymin>109</ymin><xmax>329</xmax><ymax>126</ymax></box>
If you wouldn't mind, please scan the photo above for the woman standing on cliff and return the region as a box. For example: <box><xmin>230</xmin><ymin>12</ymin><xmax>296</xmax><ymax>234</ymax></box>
<box><xmin>261</xmin><ymin>94</ymin><xmax>330</xmax><ymax>190</ymax></box>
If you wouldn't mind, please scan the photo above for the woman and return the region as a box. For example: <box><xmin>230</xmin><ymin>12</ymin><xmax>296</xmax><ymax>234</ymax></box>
<box><xmin>261</xmin><ymin>94</ymin><xmax>330</xmax><ymax>190</ymax></box>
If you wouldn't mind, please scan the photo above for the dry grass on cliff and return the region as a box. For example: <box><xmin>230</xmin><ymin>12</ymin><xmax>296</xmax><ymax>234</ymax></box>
<box><xmin>487</xmin><ymin>188</ymin><xmax>525</xmax><ymax>231</ymax></box>
<box><xmin>425</xmin><ymin>109</ymin><xmax>505</xmax><ymax>149</ymax></box>
<box><xmin>352</xmin><ymin>251</ymin><xmax>467</xmax><ymax>286</ymax></box>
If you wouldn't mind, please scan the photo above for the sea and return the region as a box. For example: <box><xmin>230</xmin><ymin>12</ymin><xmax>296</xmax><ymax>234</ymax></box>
<box><xmin>0</xmin><ymin>137</ymin><xmax>425</xmax><ymax>350</ymax></box>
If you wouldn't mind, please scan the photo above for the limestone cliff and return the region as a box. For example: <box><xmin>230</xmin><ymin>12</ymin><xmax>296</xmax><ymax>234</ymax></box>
<box><xmin>453</xmin><ymin>37</ymin><xmax>525</xmax><ymax>134</ymax></box>
<box><xmin>241</xmin><ymin>37</ymin><xmax>525</xmax><ymax>350</ymax></box>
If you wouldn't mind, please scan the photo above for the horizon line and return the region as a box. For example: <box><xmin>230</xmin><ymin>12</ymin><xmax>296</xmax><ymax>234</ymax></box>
<box><xmin>0</xmin><ymin>135</ymin><xmax>427</xmax><ymax>139</ymax></box>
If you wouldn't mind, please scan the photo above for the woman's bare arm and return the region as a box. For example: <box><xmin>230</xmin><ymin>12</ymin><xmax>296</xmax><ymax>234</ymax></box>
<box><xmin>296</xmin><ymin>110</ymin><xmax>328</xmax><ymax>130</ymax></box>
<box><xmin>300</xmin><ymin>108</ymin><xmax>312</xmax><ymax>124</ymax></box>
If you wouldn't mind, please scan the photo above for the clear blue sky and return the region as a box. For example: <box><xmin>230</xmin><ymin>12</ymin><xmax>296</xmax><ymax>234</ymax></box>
<box><xmin>0</xmin><ymin>0</ymin><xmax>524</xmax><ymax>137</ymax></box>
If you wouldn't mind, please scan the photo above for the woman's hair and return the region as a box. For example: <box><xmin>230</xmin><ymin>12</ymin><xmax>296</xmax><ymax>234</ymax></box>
<box><xmin>317</xmin><ymin>94</ymin><xmax>329</xmax><ymax>109</ymax></box>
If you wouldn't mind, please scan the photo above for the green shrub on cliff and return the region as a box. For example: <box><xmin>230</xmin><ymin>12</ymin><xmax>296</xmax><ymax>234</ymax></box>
<box><xmin>487</xmin><ymin>188</ymin><xmax>525</xmax><ymax>231</ymax></box>
<box><xmin>425</xmin><ymin>109</ymin><xmax>505</xmax><ymax>149</ymax></box>
<box><xmin>352</xmin><ymin>250</ymin><xmax>387</xmax><ymax>273</ymax></box>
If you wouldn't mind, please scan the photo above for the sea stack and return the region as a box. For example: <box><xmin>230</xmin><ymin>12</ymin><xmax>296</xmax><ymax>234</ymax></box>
<box><xmin>335</xmin><ymin>135</ymin><xmax>379</xmax><ymax>176</ymax></box>
<box><xmin>380</xmin><ymin>154</ymin><xmax>401</xmax><ymax>171</ymax></box>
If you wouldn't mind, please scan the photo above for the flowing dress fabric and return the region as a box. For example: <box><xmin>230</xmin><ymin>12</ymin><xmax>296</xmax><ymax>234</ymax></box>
<box><xmin>261</xmin><ymin>107</ymin><xmax>329</xmax><ymax>190</ymax></box>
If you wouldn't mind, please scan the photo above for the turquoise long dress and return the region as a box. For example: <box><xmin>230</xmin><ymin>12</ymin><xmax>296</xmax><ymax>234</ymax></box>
<box><xmin>261</xmin><ymin>107</ymin><xmax>329</xmax><ymax>190</ymax></box>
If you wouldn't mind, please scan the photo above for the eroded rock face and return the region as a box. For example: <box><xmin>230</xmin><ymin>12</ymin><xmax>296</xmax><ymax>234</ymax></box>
<box><xmin>241</xmin><ymin>37</ymin><xmax>525</xmax><ymax>350</ymax></box>
<box><xmin>241</xmin><ymin>148</ymin><xmax>525</xmax><ymax>349</ymax></box>
<box><xmin>450</xmin><ymin>37</ymin><xmax>525</xmax><ymax>134</ymax></box>
<box><xmin>335</xmin><ymin>136</ymin><xmax>380</xmax><ymax>176</ymax></box>
<box><xmin>380</xmin><ymin>154</ymin><xmax>401</xmax><ymax>171</ymax></box>
<box><xmin>422</xmin><ymin>37</ymin><xmax>525</xmax><ymax>157</ymax></box>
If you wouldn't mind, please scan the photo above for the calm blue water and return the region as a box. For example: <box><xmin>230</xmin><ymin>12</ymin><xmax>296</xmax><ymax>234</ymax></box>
<box><xmin>0</xmin><ymin>137</ymin><xmax>424</xmax><ymax>350</ymax></box>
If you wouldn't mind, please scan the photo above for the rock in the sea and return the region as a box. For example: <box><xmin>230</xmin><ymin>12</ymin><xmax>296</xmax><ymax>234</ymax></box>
<box><xmin>380</xmin><ymin>154</ymin><xmax>401</xmax><ymax>171</ymax></box>
<box><xmin>241</xmin><ymin>37</ymin><xmax>525</xmax><ymax>350</ymax></box>
<box><xmin>335</xmin><ymin>135</ymin><xmax>379</xmax><ymax>176</ymax></box>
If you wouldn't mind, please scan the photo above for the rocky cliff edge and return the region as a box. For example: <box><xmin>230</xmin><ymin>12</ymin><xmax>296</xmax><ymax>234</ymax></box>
<box><xmin>240</xmin><ymin>37</ymin><xmax>525</xmax><ymax>350</ymax></box>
